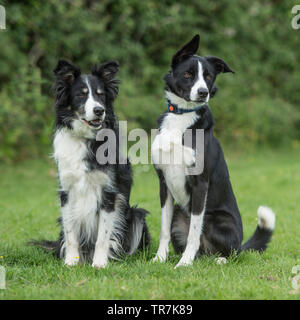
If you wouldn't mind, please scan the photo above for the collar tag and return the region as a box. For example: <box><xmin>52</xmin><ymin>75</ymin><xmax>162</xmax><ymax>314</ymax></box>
<box><xmin>166</xmin><ymin>99</ymin><xmax>204</xmax><ymax>114</ymax></box>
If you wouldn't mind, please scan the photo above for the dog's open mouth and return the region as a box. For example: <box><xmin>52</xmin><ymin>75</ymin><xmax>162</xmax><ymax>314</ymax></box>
<box><xmin>82</xmin><ymin>118</ymin><xmax>103</xmax><ymax>129</ymax></box>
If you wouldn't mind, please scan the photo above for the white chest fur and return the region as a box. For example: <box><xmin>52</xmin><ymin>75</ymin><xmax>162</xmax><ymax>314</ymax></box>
<box><xmin>152</xmin><ymin>112</ymin><xmax>199</xmax><ymax>208</ymax></box>
<box><xmin>54</xmin><ymin>128</ymin><xmax>112</xmax><ymax>241</ymax></box>
<box><xmin>54</xmin><ymin>128</ymin><xmax>110</xmax><ymax>191</ymax></box>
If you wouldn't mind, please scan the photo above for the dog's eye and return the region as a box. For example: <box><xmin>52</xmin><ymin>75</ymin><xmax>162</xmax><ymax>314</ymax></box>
<box><xmin>78</xmin><ymin>88</ymin><xmax>88</xmax><ymax>98</ymax></box>
<box><xmin>96</xmin><ymin>89</ymin><xmax>104</xmax><ymax>96</ymax></box>
<box><xmin>205</xmin><ymin>73</ymin><xmax>211</xmax><ymax>81</ymax></box>
<box><xmin>184</xmin><ymin>72</ymin><xmax>191</xmax><ymax>79</ymax></box>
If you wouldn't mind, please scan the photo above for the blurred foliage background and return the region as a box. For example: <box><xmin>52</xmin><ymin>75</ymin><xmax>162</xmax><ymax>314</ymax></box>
<box><xmin>0</xmin><ymin>0</ymin><xmax>299</xmax><ymax>162</ymax></box>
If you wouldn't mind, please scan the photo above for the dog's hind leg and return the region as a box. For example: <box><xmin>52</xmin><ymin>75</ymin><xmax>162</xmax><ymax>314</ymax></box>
<box><xmin>201</xmin><ymin>211</ymin><xmax>243</xmax><ymax>257</ymax></box>
<box><xmin>171</xmin><ymin>205</ymin><xmax>190</xmax><ymax>254</ymax></box>
<box><xmin>172</xmin><ymin>210</ymin><xmax>243</xmax><ymax>262</ymax></box>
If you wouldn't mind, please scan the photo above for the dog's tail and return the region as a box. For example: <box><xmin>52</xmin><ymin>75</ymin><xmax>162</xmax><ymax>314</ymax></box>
<box><xmin>28</xmin><ymin>218</ymin><xmax>63</xmax><ymax>258</ymax></box>
<box><xmin>241</xmin><ymin>206</ymin><xmax>275</xmax><ymax>252</ymax></box>
<box><xmin>29</xmin><ymin>239</ymin><xmax>62</xmax><ymax>257</ymax></box>
<box><xmin>125</xmin><ymin>206</ymin><xmax>151</xmax><ymax>255</ymax></box>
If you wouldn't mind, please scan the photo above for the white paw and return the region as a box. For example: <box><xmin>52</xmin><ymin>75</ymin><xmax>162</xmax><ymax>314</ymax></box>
<box><xmin>174</xmin><ymin>257</ymin><xmax>193</xmax><ymax>269</ymax></box>
<box><xmin>152</xmin><ymin>254</ymin><xmax>167</xmax><ymax>263</ymax></box>
<box><xmin>215</xmin><ymin>257</ymin><xmax>227</xmax><ymax>265</ymax></box>
<box><xmin>64</xmin><ymin>255</ymin><xmax>80</xmax><ymax>266</ymax></box>
<box><xmin>92</xmin><ymin>261</ymin><xmax>108</xmax><ymax>269</ymax></box>
<box><xmin>92</xmin><ymin>251</ymin><xmax>108</xmax><ymax>269</ymax></box>
<box><xmin>183</xmin><ymin>147</ymin><xmax>196</xmax><ymax>167</ymax></box>
<box><xmin>92</xmin><ymin>258</ymin><xmax>108</xmax><ymax>269</ymax></box>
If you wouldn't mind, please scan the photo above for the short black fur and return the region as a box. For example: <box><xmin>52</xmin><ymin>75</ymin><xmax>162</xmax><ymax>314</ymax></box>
<box><xmin>153</xmin><ymin>35</ymin><xmax>274</xmax><ymax>263</ymax></box>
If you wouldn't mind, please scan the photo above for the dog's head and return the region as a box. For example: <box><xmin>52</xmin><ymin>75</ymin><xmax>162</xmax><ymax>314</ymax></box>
<box><xmin>53</xmin><ymin>59</ymin><xmax>119</xmax><ymax>134</ymax></box>
<box><xmin>164</xmin><ymin>35</ymin><xmax>234</xmax><ymax>105</ymax></box>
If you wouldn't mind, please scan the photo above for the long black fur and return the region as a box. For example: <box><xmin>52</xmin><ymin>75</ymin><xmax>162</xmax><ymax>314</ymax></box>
<box><xmin>31</xmin><ymin>59</ymin><xmax>150</xmax><ymax>262</ymax></box>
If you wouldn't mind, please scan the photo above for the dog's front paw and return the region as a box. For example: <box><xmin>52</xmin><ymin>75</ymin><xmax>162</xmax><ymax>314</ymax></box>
<box><xmin>174</xmin><ymin>257</ymin><xmax>193</xmax><ymax>269</ymax></box>
<box><xmin>92</xmin><ymin>261</ymin><xmax>108</xmax><ymax>269</ymax></box>
<box><xmin>152</xmin><ymin>254</ymin><xmax>167</xmax><ymax>263</ymax></box>
<box><xmin>183</xmin><ymin>147</ymin><xmax>196</xmax><ymax>167</ymax></box>
<box><xmin>64</xmin><ymin>255</ymin><xmax>80</xmax><ymax>266</ymax></box>
<box><xmin>92</xmin><ymin>254</ymin><xmax>108</xmax><ymax>269</ymax></box>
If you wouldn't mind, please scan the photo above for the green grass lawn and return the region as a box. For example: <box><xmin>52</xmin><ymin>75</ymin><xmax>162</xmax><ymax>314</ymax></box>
<box><xmin>0</xmin><ymin>149</ymin><xmax>300</xmax><ymax>299</ymax></box>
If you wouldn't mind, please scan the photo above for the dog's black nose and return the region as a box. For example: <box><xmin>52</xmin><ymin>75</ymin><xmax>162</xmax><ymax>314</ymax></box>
<box><xmin>93</xmin><ymin>106</ymin><xmax>104</xmax><ymax>116</ymax></box>
<box><xmin>197</xmin><ymin>88</ymin><xmax>208</xmax><ymax>99</ymax></box>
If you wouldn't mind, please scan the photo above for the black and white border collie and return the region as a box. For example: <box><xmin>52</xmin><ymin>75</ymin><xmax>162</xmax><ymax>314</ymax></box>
<box><xmin>151</xmin><ymin>35</ymin><xmax>275</xmax><ymax>269</ymax></box>
<box><xmin>33</xmin><ymin>59</ymin><xmax>150</xmax><ymax>268</ymax></box>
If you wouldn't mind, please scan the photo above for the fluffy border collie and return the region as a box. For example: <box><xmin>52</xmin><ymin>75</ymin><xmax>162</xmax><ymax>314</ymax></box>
<box><xmin>33</xmin><ymin>59</ymin><xmax>150</xmax><ymax>268</ymax></box>
<box><xmin>151</xmin><ymin>35</ymin><xmax>275</xmax><ymax>269</ymax></box>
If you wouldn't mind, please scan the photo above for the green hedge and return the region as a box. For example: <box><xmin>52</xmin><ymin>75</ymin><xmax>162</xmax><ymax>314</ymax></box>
<box><xmin>0</xmin><ymin>0</ymin><xmax>299</xmax><ymax>161</ymax></box>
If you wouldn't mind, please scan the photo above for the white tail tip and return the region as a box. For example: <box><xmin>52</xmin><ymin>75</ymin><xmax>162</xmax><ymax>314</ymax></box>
<box><xmin>257</xmin><ymin>206</ymin><xmax>275</xmax><ymax>231</ymax></box>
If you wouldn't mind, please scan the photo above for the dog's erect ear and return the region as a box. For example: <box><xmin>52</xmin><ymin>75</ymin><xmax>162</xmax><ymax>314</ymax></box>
<box><xmin>94</xmin><ymin>60</ymin><xmax>120</xmax><ymax>81</ymax></box>
<box><xmin>92</xmin><ymin>61</ymin><xmax>120</xmax><ymax>99</ymax></box>
<box><xmin>172</xmin><ymin>35</ymin><xmax>200</xmax><ymax>68</ymax></box>
<box><xmin>205</xmin><ymin>56</ymin><xmax>235</xmax><ymax>74</ymax></box>
<box><xmin>53</xmin><ymin>59</ymin><xmax>81</xmax><ymax>85</ymax></box>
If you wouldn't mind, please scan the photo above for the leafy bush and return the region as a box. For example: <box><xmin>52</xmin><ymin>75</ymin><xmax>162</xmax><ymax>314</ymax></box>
<box><xmin>0</xmin><ymin>0</ymin><xmax>299</xmax><ymax>161</ymax></box>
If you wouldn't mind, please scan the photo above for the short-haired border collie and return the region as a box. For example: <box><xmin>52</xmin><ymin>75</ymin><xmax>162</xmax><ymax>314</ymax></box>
<box><xmin>151</xmin><ymin>35</ymin><xmax>275</xmax><ymax>269</ymax></box>
<box><xmin>32</xmin><ymin>59</ymin><xmax>150</xmax><ymax>268</ymax></box>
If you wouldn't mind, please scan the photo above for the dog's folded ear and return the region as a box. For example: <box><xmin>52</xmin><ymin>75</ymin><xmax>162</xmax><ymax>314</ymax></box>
<box><xmin>210</xmin><ymin>85</ymin><xmax>218</xmax><ymax>98</ymax></box>
<box><xmin>92</xmin><ymin>61</ymin><xmax>120</xmax><ymax>99</ymax></box>
<box><xmin>205</xmin><ymin>56</ymin><xmax>235</xmax><ymax>74</ymax></box>
<box><xmin>53</xmin><ymin>59</ymin><xmax>81</xmax><ymax>85</ymax></box>
<box><xmin>172</xmin><ymin>34</ymin><xmax>200</xmax><ymax>68</ymax></box>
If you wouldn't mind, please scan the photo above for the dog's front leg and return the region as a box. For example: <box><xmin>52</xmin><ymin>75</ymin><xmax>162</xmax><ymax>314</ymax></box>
<box><xmin>62</xmin><ymin>207</ymin><xmax>80</xmax><ymax>266</ymax></box>
<box><xmin>92</xmin><ymin>209</ymin><xmax>117</xmax><ymax>269</ymax></box>
<box><xmin>153</xmin><ymin>174</ymin><xmax>174</xmax><ymax>262</ymax></box>
<box><xmin>174</xmin><ymin>178</ymin><xmax>208</xmax><ymax>269</ymax></box>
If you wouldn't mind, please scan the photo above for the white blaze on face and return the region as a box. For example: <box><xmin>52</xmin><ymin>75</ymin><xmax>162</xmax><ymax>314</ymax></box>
<box><xmin>84</xmin><ymin>77</ymin><xmax>104</xmax><ymax>121</ymax></box>
<box><xmin>189</xmin><ymin>61</ymin><xmax>209</xmax><ymax>102</ymax></box>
